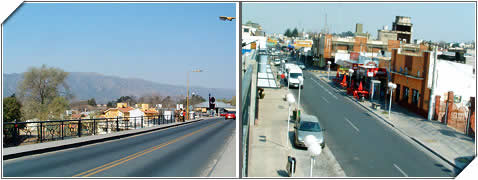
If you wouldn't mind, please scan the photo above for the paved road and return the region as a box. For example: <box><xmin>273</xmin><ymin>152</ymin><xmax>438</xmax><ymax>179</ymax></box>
<box><xmin>286</xmin><ymin>67</ymin><xmax>458</xmax><ymax>177</ymax></box>
<box><xmin>3</xmin><ymin>117</ymin><xmax>235</xmax><ymax>177</ymax></box>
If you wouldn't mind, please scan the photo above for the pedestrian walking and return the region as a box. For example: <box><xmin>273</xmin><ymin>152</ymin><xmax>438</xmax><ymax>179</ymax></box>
<box><xmin>183</xmin><ymin>110</ymin><xmax>187</xmax><ymax>121</ymax></box>
<box><xmin>281</xmin><ymin>73</ymin><xmax>286</xmax><ymax>87</ymax></box>
<box><xmin>180</xmin><ymin>108</ymin><xmax>184</xmax><ymax>122</ymax></box>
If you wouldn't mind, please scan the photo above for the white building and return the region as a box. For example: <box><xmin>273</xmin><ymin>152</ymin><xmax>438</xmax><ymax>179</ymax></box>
<box><xmin>429</xmin><ymin>58</ymin><xmax>476</xmax><ymax>106</ymax></box>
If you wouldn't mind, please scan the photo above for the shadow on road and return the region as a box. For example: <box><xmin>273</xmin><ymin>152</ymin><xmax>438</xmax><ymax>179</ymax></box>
<box><xmin>438</xmin><ymin>129</ymin><xmax>458</xmax><ymax>138</ymax></box>
<box><xmin>277</xmin><ymin>170</ymin><xmax>289</xmax><ymax>177</ymax></box>
<box><xmin>453</xmin><ymin>156</ymin><xmax>475</xmax><ymax>175</ymax></box>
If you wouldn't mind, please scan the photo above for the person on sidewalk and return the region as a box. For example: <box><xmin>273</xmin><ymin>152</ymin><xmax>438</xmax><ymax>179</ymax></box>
<box><xmin>280</xmin><ymin>73</ymin><xmax>286</xmax><ymax>88</ymax></box>
<box><xmin>180</xmin><ymin>108</ymin><xmax>184</xmax><ymax>122</ymax></box>
<box><xmin>183</xmin><ymin>110</ymin><xmax>187</xmax><ymax>121</ymax></box>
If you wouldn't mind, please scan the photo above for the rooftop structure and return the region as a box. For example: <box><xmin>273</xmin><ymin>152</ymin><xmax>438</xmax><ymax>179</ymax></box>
<box><xmin>392</xmin><ymin>16</ymin><xmax>413</xmax><ymax>43</ymax></box>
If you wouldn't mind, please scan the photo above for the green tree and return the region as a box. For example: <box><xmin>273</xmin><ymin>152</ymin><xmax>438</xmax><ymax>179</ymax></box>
<box><xmin>48</xmin><ymin>97</ymin><xmax>69</xmax><ymax>120</ymax></box>
<box><xmin>292</xmin><ymin>28</ymin><xmax>299</xmax><ymax>37</ymax></box>
<box><xmin>18</xmin><ymin>65</ymin><xmax>71</xmax><ymax>120</ymax></box>
<box><xmin>107</xmin><ymin>101</ymin><xmax>114</xmax><ymax>108</ymax></box>
<box><xmin>87</xmin><ymin>98</ymin><xmax>97</xmax><ymax>106</ymax></box>
<box><xmin>116</xmin><ymin>96</ymin><xmax>136</xmax><ymax>106</ymax></box>
<box><xmin>162</xmin><ymin>96</ymin><xmax>173</xmax><ymax>108</ymax></box>
<box><xmin>3</xmin><ymin>96</ymin><xmax>22</xmax><ymax>123</ymax></box>
<box><xmin>284</xmin><ymin>29</ymin><xmax>292</xmax><ymax>37</ymax></box>
<box><xmin>177</xmin><ymin>94</ymin><xmax>206</xmax><ymax>108</ymax></box>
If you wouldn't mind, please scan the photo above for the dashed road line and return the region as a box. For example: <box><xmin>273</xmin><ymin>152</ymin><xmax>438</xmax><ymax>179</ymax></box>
<box><xmin>310</xmin><ymin>77</ymin><xmax>338</xmax><ymax>99</ymax></box>
<box><xmin>344</xmin><ymin>117</ymin><xmax>360</xmax><ymax>133</ymax></box>
<box><xmin>393</xmin><ymin>163</ymin><xmax>408</xmax><ymax>177</ymax></box>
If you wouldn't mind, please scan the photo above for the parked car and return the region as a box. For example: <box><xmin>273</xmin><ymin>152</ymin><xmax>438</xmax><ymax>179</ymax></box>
<box><xmin>225</xmin><ymin>111</ymin><xmax>236</xmax><ymax>120</ymax></box>
<box><xmin>294</xmin><ymin>114</ymin><xmax>325</xmax><ymax>149</ymax></box>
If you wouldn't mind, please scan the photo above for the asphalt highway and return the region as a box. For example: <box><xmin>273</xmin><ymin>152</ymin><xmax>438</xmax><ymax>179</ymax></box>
<box><xmin>3</xmin><ymin>117</ymin><xmax>235</xmax><ymax>177</ymax></box>
<box><xmin>286</xmin><ymin>68</ymin><xmax>458</xmax><ymax>177</ymax></box>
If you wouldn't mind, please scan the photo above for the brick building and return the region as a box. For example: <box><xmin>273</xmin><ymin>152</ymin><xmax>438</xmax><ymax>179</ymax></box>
<box><xmin>390</xmin><ymin>49</ymin><xmax>432</xmax><ymax>117</ymax></box>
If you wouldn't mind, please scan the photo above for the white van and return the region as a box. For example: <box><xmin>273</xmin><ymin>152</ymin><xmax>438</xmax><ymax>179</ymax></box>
<box><xmin>287</xmin><ymin>66</ymin><xmax>303</xmax><ymax>88</ymax></box>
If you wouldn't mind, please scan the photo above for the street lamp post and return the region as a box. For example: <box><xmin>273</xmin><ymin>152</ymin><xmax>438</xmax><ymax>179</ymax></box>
<box><xmin>327</xmin><ymin>61</ymin><xmax>331</xmax><ymax>80</ymax></box>
<box><xmin>286</xmin><ymin>93</ymin><xmax>295</xmax><ymax>148</ymax></box>
<box><xmin>187</xmin><ymin>70</ymin><xmax>202</xmax><ymax>120</ymax></box>
<box><xmin>388</xmin><ymin>82</ymin><xmax>397</xmax><ymax>119</ymax></box>
<box><xmin>298</xmin><ymin>76</ymin><xmax>304</xmax><ymax>119</ymax></box>
<box><xmin>348</xmin><ymin>69</ymin><xmax>354</xmax><ymax>88</ymax></box>
<box><xmin>304</xmin><ymin>135</ymin><xmax>322</xmax><ymax>177</ymax></box>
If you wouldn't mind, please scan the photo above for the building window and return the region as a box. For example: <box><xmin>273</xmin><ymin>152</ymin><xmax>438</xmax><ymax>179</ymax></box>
<box><xmin>402</xmin><ymin>86</ymin><xmax>409</xmax><ymax>102</ymax></box>
<box><xmin>412</xmin><ymin>89</ymin><xmax>419</xmax><ymax>106</ymax></box>
<box><xmin>244</xmin><ymin>28</ymin><xmax>249</xmax><ymax>33</ymax></box>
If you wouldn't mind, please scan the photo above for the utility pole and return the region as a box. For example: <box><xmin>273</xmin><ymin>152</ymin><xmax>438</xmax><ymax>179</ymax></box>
<box><xmin>427</xmin><ymin>46</ymin><xmax>438</xmax><ymax>121</ymax></box>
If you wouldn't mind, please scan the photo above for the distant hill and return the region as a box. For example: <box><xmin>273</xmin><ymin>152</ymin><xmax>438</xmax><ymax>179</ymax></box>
<box><xmin>3</xmin><ymin>72</ymin><xmax>235</xmax><ymax>104</ymax></box>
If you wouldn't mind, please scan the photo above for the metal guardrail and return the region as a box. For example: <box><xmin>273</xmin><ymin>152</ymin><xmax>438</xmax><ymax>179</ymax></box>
<box><xmin>241</xmin><ymin>51</ymin><xmax>255</xmax><ymax>177</ymax></box>
<box><xmin>3</xmin><ymin>115</ymin><xmax>179</xmax><ymax>147</ymax></box>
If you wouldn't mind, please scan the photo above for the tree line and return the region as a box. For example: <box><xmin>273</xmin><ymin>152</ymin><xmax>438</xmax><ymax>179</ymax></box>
<box><xmin>284</xmin><ymin>28</ymin><xmax>299</xmax><ymax>38</ymax></box>
<box><xmin>3</xmin><ymin>64</ymin><xmax>234</xmax><ymax>124</ymax></box>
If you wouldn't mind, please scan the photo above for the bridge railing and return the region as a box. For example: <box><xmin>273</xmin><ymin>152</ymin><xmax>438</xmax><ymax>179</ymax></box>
<box><xmin>3</xmin><ymin>115</ymin><xmax>178</xmax><ymax>147</ymax></box>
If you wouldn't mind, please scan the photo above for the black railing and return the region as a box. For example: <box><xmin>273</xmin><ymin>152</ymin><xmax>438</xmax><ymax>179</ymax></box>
<box><xmin>3</xmin><ymin>115</ymin><xmax>177</xmax><ymax>147</ymax></box>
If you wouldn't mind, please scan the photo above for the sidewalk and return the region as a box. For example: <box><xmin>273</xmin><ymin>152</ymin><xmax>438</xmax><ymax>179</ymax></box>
<box><xmin>310</xmin><ymin>70</ymin><xmax>475</xmax><ymax>171</ymax></box>
<box><xmin>208</xmin><ymin>129</ymin><xmax>236</xmax><ymax>177</ymax></box>
<box><xmin>248</xmin><ymin>87</ymin><xmax>345</xmax><ymax>177</ymax></box>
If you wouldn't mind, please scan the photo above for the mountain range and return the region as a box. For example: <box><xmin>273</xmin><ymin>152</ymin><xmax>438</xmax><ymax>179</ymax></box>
<box><xmin>3</xmin><ymin>72</ymin><xmax>235</xmax><ymax>104</ymax></box>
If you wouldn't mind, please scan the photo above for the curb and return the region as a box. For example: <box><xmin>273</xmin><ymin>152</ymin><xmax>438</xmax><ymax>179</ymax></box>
<box><xmin>311</xmin><ymin>72</ymin><xmax>462</xmax><ymax>171</ymax></box>
<box><xmin>355</xmin><ymin>100</ymin><xmax>462</xmax><ymax>171</ymax></box>
<box><xmin>3</xmin><ymin>118</ymin><xmax>216</xmax><ymax>160</ymax></box>
<box><xmin>336</xmin><ymin>83</ymin><xmax>462</xmax><ymax>171</ymax></box>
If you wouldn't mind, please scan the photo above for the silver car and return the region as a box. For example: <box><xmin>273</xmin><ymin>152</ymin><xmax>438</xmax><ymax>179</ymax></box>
<box><xmin>294</xmin><ymin>114</ymin><xmax>325</xmax><ymax>149</ymax></box>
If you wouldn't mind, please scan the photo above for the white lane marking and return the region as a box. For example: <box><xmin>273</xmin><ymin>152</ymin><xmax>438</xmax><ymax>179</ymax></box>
<box><xmin>344</xmin><ymin>117</ymin><xmax>360</xmax><ymax>132</ymax></box>
<box><xmin>321</xmin><ymin>96</ymin><xmax>329</xmax><ymax>103</ymax></box>
<box><xmin>310</xmin><ymin>77</ymin><xmax>338</xmax><ymax>99</ymax></box>
<box><xmin>393</xmin><ymin>164</ymin><xmax>408</xmax><ymax>177</ymax></box>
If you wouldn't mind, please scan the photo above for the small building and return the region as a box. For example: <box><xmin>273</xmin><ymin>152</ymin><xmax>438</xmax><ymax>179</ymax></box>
<box><xmin>390</xmin><ymin>49</ymin><xmax>432</xmax><ymax>117</ymax></box>
<box><xmin>104</xmin><ymin>108</ymin><xmax>119</xmax><ymax>118</ymax></box>
<box><xmin>118</xmin><ymin>107</ymin><xmax>134</xmax><ymax>118</ymax></box>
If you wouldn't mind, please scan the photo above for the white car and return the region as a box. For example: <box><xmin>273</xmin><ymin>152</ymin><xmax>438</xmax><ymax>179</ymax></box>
<box><xmin>287</xmin><ymin>66</ymin><xmax>303</xmax><ymax>88</ymax></box>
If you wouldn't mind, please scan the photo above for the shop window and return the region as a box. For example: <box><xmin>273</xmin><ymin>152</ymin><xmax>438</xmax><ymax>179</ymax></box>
<box><xmin>412</xmin><ymin>89</ymin><xmax>419</xmax><ymax>106</ymax></box>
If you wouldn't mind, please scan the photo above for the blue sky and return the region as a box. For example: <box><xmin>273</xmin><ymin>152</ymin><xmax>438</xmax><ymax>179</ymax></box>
<box><xmin>243</xmin><ymin>3</ymin><xmax>475</xmax><ymax>42</ymax></box>
<box><xmin>3</xmin><ymin>3</ymin><xmax>236</xmax><ymax>89</ymax></box>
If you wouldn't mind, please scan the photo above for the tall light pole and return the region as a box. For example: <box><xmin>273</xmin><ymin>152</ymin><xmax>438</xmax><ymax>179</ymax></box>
<box><xmin>286</xmin><ymin>93</ymin><xmax>295</xmax><ymax>148</ymax></box>
<box><xmin>304</xmin><ymin>135</ymin><xmax>322</xmax><ymax>177</ymax></box>
<box><xmin>187</xmin><ymin>70</ymin><xmax>202</xmax><ymax>120</ymax></box>
<box><xmin>298</xmin><ymin>76</ymin><xmax>304</xmax><ymax>119</ymax></box>
<box><xmin>388</xmin><ymin>82</ymin><xmax>397</xmax><ymax>119</ymax></box>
